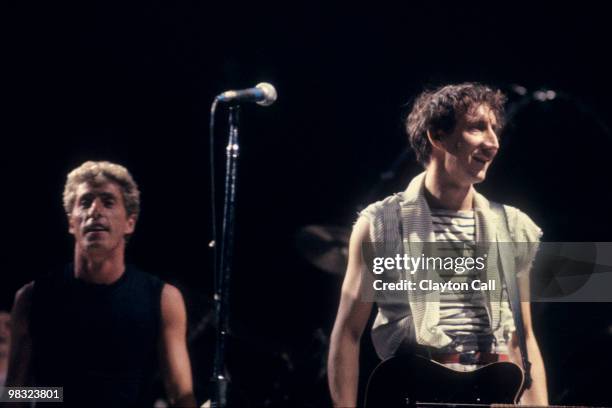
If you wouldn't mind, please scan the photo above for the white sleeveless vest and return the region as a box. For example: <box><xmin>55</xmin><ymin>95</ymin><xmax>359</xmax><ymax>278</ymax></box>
<box><xmin>360</xmin><ymin>172</ymin><xmax>542</xmax><ymax>359</ymax></box>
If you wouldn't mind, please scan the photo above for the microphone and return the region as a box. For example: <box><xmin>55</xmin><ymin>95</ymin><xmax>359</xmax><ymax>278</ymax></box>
<box><xmin>216</xmin><ymin>82</ymin><xmax>277</xmax><ymax>106</ymax></box>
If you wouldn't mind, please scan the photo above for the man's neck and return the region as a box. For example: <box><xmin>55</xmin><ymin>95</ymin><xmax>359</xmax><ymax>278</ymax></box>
<box><xmin>73</xmin><ymin>247</ymin><xmax>126</xmax><ymax>285</ymax></box>
<box><xmin>423</xmin><ymin>165</ymin><xmax>474</xmax><ymax>211</ymax></box>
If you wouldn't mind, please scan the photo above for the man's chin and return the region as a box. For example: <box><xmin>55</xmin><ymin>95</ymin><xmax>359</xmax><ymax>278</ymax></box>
<box><xmin>82</xmin><ymin>240</ymin><xmax>108</xmax><ymax>253</ymax></box>
<box><xmin>472</xmin><ymin>176</ymin><xmax>486</xmax><ymax>184</ymax></box>
<box><xmin>469</xmin><ymin>169</ymin><xmax>488</xmax><ymax>184</ymax></box>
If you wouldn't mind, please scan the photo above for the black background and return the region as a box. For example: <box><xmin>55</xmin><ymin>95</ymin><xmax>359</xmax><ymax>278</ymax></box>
<box><xmin>3</xmin><ymin>2</ymin><xmax>612</xmax><ymax>406</ymax></box>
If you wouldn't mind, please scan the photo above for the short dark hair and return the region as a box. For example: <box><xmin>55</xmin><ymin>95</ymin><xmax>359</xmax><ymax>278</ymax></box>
<box><xmin>405</xmin><ymin>83</ymin><xmax>507</xmax><ymax>166</ymax></box>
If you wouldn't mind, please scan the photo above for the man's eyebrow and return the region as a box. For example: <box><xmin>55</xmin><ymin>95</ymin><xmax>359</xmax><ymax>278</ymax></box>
<box><xmin>79</xmin><ymin>192</ymin><xmax>117</xmax><ymax>201</ymax></box>
<box><xmin>465</xmin><ymin>118</ymin><xmax>487</xmax><ymax>125</ymax></box>
<box><xmin>466</xmin><ymin>116</ymin><xmax>498</xmax><ymax>127</ymax></box>
<box><xmin>99</xmin><ymin>192</ymin><xmax>118</xmax><ymax>200</ymax></box>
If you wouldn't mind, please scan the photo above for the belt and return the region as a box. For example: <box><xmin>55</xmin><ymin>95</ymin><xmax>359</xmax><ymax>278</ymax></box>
<box><xmin>431</xmin><ymin>352</ymin><xmax>509</xmax><ymax>365</ymax></box>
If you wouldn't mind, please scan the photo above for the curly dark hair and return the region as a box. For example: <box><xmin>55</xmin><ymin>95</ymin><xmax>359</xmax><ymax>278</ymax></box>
<box><xmin>405</xmin><ymin>83</ymin><xmax>507</xmax><ymax>166</ymax></box>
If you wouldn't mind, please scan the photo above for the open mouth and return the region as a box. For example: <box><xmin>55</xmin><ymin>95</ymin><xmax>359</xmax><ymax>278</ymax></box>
<box><xmin>84</xmin><ymin>224</ymin><xmax>109</xmax><ymax>234</ymax></box>
<box><xmin>473</xmin><ymin>156</ymin><xmax>489</xmax><ymax>165</ymax></box>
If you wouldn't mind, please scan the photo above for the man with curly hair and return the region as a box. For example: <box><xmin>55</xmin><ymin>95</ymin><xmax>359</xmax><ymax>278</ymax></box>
<box><xmin>328</xmin><ymin>83</ymin><xmax>548</xmax><ymax>406</ymax></box>
<box><xmin>7</xmin><ymin>161</ymin><xmax>196</xmax><ymax>407</ymax></box>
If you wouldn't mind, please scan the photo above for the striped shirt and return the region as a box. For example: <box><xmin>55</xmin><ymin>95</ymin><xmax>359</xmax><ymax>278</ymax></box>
<box><xmin>431</xmin><ymin>209</ymin><xmax>497</xmax><ymax>353</ymax></box>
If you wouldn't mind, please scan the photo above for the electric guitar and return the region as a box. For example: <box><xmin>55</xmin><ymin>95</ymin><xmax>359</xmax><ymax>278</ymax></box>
<box><xmin>364</xmin><ymin>354</ymin><xmax>595</xmax><ymax>408</ymax></box>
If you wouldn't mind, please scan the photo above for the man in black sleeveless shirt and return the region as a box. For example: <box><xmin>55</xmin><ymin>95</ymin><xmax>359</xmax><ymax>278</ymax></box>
<box><xmin>7</xmin><ymin>161</ymin><xmax>197</xmax><ymax>407</ymax></box>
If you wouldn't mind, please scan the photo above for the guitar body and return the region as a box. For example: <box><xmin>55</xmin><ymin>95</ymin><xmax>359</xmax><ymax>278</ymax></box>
<box><xmin>364</xmin><ymin>355</ymin><xmax>524</xmax><ymax>408</ymax></box>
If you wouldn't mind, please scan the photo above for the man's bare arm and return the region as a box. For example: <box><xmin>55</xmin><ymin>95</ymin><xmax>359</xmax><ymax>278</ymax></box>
<box><xmin>508</xmin><ymin>302</ymin><xmax>548</xmax><ymax>406</ymax></box>
<box><xmin>159</xmin><ymin>284</ymin><xmax>197</xmax><ymax>407</ymax></box>
<box><xmin>6</xmin><ymin>282</ymin><xmax>34</xmax><ymax>387</ymax></box>
<box><xmin>328</xmin><ymin>217</ymin><xmax>374</xmax><ymax>407</ymax></box>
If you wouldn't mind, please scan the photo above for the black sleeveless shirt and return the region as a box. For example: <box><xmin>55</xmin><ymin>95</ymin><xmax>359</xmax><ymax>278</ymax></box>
<box><xmin>30</xmin><ymin>264</ymin><xmax>164</xmax><ymax>407</ymax></box>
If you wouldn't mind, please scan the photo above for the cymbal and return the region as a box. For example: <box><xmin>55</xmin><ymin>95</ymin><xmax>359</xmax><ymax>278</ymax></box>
<box><xmin>296</xmin><ymin>225</ymin><xmax>350</xmax><ymax>276</ymax></box>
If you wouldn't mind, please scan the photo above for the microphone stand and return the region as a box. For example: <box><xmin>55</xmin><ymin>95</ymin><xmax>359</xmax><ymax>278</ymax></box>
<box><xmin>212</xmin><ymin>105</ymin><xmax>240</xmax><ymax>408</ymax></box>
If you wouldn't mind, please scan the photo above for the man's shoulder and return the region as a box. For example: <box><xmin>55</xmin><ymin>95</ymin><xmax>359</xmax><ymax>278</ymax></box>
<box><xmin>13</xmin><ymin>281</ymin><xmax>35</xmax><ymax>308</ymax></box>
<box><xmin>126</xmin><ymin>264</ymin><xmax>166</xmax><ymax>292</ymax></box>
<box><xmin>360</xmin><ymin>192</ymin><xmax>404</xmax><ymax>221</ymax></box>
<box><xmin>494</xmin><ymin>202</ymin><xmax>543</xmax><ymax>242</ymax></box>
<box><xmin>357</xmin><ymin>193</ymin><xmax>406</xmax><ymax>243</ymax></box>
<box><xmin>160</xmin><ymin>283</ymin><xmax>184</xmax><ymax>305</ymax></box>
<box><xmin>127</xmin><ymin>264</ymin><xmax>162</xmax><ymax>280</ymax></box>
<box><xmin>31</xmin><ymin>264</ymin><xmax>71</xmax><ymax>293</ymax></box>
<box><xmin>11</xmin><ymin>281</ymin><xmax>35</xmax><ymax>332</ymax></box>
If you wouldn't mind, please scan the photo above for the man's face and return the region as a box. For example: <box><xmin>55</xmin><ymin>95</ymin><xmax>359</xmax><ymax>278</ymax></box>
<box><xmin>68</xmin><ymin>181</ymin><xmax>136</xmax><ymax>255</ymax></box>
<box><xmin>437</xmin><ymin>104</ymin><xmax>500</xmax><ymax>186</ymax></box>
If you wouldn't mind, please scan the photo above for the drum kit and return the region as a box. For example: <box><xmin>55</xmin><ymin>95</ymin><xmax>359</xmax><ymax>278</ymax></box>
<box><xmin>295</xmin><ymin>224</ymin><xmax>350</xmax><ymax>276</ymax></box>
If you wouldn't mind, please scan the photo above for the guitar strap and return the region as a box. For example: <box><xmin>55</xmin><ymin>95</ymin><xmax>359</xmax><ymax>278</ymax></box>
<box><xmin>491</xmin><ymin>203</ymin><xmax>532</xmax><ymax>390</ymax></box>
